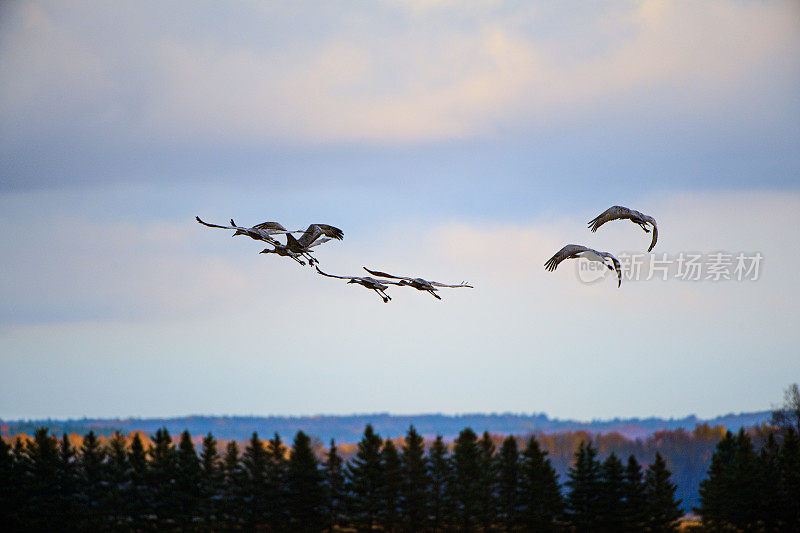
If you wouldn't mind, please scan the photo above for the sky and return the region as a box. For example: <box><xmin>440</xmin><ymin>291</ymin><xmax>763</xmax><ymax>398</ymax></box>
<box><xmin>1</xmin><ymin>0</ymin><xmax>799</xmax><ymax>421</ymax></box>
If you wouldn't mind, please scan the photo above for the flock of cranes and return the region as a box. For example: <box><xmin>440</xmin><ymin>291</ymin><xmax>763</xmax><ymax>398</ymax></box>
<box><xmin>544</xmin><ymin>205</ymin><xmax>658</xmax><ymax>287</ymax></box>
<box><xmin>197</xmin><ymin>204</ymin><xmax>657</xmax><ymax>301</ymax></box>
<box><xmin>196</xmin><ymin>216</ymin><xmax>473</xmax><ymax>302</ymax></box>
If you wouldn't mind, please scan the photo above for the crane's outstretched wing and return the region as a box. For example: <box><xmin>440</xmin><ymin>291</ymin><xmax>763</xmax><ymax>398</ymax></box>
<box><xmin>544</xmin><ymin>244</ymin><xmax>589</xmax><ymax>271</ymax></box>
<box><xmin>314</xmin><ymin>266</ymin><xmax>354</xmax><ymax>280</ymax></box>
<box><xmin>362</xmin><ymin>267</ymin><xmax>411</xmax><ymax>281</ymax></box>
<box><xmin>429</xmin><ymin>281</ymin><xmax>473</xmax><ymax>288</ymax></box>
<box><xmin>587</xmin><ymin>206</ymin><xmax>637</xmax><ymax>232</ymax></box>
<box><xmin>196</xmin><ymin>216</ymin><xmax>235</xmax><ymax>230</ymax></box>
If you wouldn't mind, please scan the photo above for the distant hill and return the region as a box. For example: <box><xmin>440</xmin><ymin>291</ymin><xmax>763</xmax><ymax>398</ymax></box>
<box><xmin>0</xmin><ymin>410</ymin><xmax>771</xmax><ymax>443</ymax></box>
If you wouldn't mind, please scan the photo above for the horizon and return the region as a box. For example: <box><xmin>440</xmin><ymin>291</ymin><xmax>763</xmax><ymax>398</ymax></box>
<box><xmin>0</xmin><ymin>406</ymin><xmax>772</xmax><ymax>425</ymax></box>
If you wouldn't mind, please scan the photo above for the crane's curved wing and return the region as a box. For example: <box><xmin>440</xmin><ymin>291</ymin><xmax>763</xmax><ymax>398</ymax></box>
<box><xmin>362</xmin><ymin>267</ymin><xmax>411</xmax><ymax>281</ymax></box>
<box><xmin>544</xmin><ymin>244</ymin><xmax>589</xmax><ymax>271</ymax></box>
<box><xmin>297</xmin><ymin>224</ymin><xmax>344</xmax><ymax>247</ymax></box>
<box><xmin>311</xmin><ymin>224</ymin><xmax>344</xmax><ymax>240</ymax></box>
<box><xmin>297</xmin><ymin>225</ymin><xmax>323</xmax><ymax>248</ymax></box>
<box><xmin>314</xmin><ymin>266</ymin><xmax>354</xmax><ymax>280</ymax></box>
<box><xmin>599</xmin><ymin>252</ymin><xmax>623</xmax><ymax>287</ymax></box>
<box><xmin>308</xmin><ymin>237</ymin><xmax>332</xmax><ymax>248</ymax></box>
<box><xmin>196</xmin><ymin>216</ymin><xmax>235</xmax><ymax>230</ymax></box>
<box><xmin>252</xmin><ymin>221</ymin><xmax>288</xmax><ymax>233</ymax></box>
<box><xmin>587</xmin><ymin>206</ymin><xmax>637</xmax><ymax>232</ymax></box>
<box><xmin>648</xmin><ymin>222</ymin><xmax>658</xmax><ymax>252</ymax></box>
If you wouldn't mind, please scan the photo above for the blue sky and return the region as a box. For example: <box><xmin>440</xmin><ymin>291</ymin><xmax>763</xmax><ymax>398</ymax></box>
<box><xmin>1</xmin><ymin>0</ymin><xmax>799</xmax><ymax>421</ymax></box>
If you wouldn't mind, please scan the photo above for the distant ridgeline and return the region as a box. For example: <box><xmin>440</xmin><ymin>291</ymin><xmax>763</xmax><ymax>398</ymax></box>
<box><xmin>0</xmin><ymin>410</ymin><xmax>771</xmax><ymax>442</ymax></box>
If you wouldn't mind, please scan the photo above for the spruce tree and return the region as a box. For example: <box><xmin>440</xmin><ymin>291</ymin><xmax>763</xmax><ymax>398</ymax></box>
<box><xmin>598</xmin><ymin>452</ymin><xmax>625</xmax><ymax>531</ymax></box>
<box><xmin>757</xmin><ymin>432</ymin><xmax>781</xmax><ymax>531</ymax></box>
<box><xmin>242</xmin><ymin>432</ymin><xmax>269</xmax><ymax>528</ymax></box>
<box><xmin>287</xmin><ymin>430</ymin><xmax>325</xmax><ymax>532</ymax></box>
<box><xmin>427</xmin><ymin>434</ymin><xmax>453</xmax><ymax>531</ymax></box>
<box><xmin>323</xmin><ymin>439</ymin><xmax>346</xmax><ymax>531</ymax></box>
<box><xmin>346</xmin><ymin>423</ymin><xmax>384</xmax><ymax>529</ymax></box>
<box><xmin>778</xmin><ymin>428</ymin><xmax>800</xmax><ymax>528</ymax></box>
<box><xmin>128</xmin><ymin>433</ymin><xmax>150</xmax><ymax>530</ymax></box>
<box><xmin>380</xmin><ymin>439</ymin><xmax>402</xmax><ymax>532</ymax></box>
<box><xmin>221</xmin><ymin>440</ymin><xmax>245</xmax><ymax>529</ymax></box>
<box><xmin>400</xmin><ymin>425</ymin><xmax>429</xmax><ymax>532</ymax></box>
<box><xmin>266</xmin><ymin>432</ymin><xmax>290</xmax><ymax>529</ymax></box>
<box><xmin>104</xmin><ymin>431</ymin><xmax>131</xmax><ymax>529</ymax></box>
<box><xmin>199</xmin><ymin>432</ymin><xmax>222</xmax><ymax>527</ymax></box>
<box><xmin>565</xmin><ymin>440</ymin><xmax>602</xmax><ymax>531</ymax></box>
<box><xmin>148</xmin><ymin>427</ymin><xmax>176</xmax><ymax>528</ymax></box>
<box><xmin>451</xmin><ymin>427</ymin><xmax>481</xmax><ymax>528</ymax></box>
<box><xmin>56</xmin><ymin>433</ymin><xmax>79</xmax><ymax>529</ymax></box>
<box><xmin>496</xmin><ymin>435</ymin><xmax>520</xmax><ymax>531</ymax></box>
<box><xmin>0</xmin><ymin>437</ymin><xmax>16</xmax><ymax>529</ymax></box>
<box><xmin>643</xmin><ymin>452</ymin><xmax>682</xmax><ymax>532</ymax></box>
<box><xmin>26</xmin><ymin>428</ymin><xmax>61</xmax><ymax>530</ymax></box>
<box><xmin>9</xmin><ymin>437</ymin><xmax>30</xmax><ymax>528</ymax></box>
<box><xmin>78</xmin><ymin>430</ymin><xmax>107</xmax><ymax>528</ymax></box>
<box><xmin>697</xmin><ymin>430</ymin><xmax>736</xmax><ymax>527</ymax></box>
<box><xmin>476</xmin><ymin>431</ymin><xmax>498</xmax><ymax>530</ymax></box>
<box><xmin>519</xmin><ymin>435</ymin><xmax>563</xmax><ymax>532</ymax></box>
<box><xmin>175</xmin><ymin>430</ymin><xmax>202</xmax><ymax>529</ymax></box>
<box><xmin>621</xmin><ymin>454</ymin><xmax>647</xmax><ymax>531</ymax></box>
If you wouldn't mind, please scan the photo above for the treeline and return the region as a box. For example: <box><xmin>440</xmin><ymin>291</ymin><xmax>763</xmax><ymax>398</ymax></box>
<box><xmin>696</xmin><ymin>428</ymin><xmax>800</xmax><ymax>530</ymax></box>
<box><xmin>1</xmin><ymin>410</ymin><xmax>772</xmax><ymax>442</ymax></box>
<box><xmin>0</xmin><ymin>424</ymin><xmax>684</xmax><ymax>531</ymax></box>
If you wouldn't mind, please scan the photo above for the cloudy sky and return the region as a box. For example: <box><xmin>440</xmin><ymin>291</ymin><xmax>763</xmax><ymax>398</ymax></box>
<box><xmin>1</xmin><ymin>0</ymin><xmax>798</xmax><ymax>421</ymax></box>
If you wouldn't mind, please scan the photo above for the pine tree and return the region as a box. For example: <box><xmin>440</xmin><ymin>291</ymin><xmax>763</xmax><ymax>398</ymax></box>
<box><xmin>287</xmin><ymin>430</ymin><xmax>325</xmax><ymax>532</ymax></box>
<box><xmin>221</xmin><ymin>440</ymin><xmax>245</xmax><ymax>529</ymax></box>
<box><xmin>451</xmin><ymin>427</ymin><xmax>481</xmax><ymax>528</ymax></box>
<box><xmin>242</xmin><ymin>432</ymin><xmax>269</xmax><ymax>528</ymax></box>
<box><xmin>565</xmin><ymin>440</ymin><xmax>602</xmax><ymax>531</ymax></box>
<box><xmin>199</xmin><ymin>432</ymin><xmax>222</xmax><ymax>527</ymax></box>
<box><xmin>175</xmin><ymin>430</ymin><xmax>201</xmax><ymax>529</ymax></box>
<box><xmin>427</xmin><ymin>434</ymin><xmax>453</xmax><ymax>531</ymax></box>
<box><xmin>78</xmin><ymin>430</ymin><xmax>107</xmax><ymax>528</ymax></box>
<box><xmin>104</xmin><ymin>431</ymin><xmax>131</xmax><ymax>528</ymax></box>
<box><xmin>598</xmin><ymin>452</ymin><xmax>625</xmax><ymax>531</ymax></box>
<box><xmin>266</xmin><ymin>432</ymin><xmax>290</xmax><ymax>529</ymax></box>
<box><xmin>323</xmin><ymin>439</ymin><xmax>346</xmax><ymax>531</ymax></box>
<box><xmin>400</xmin><ymin>425</ymin><xmax>429</xmax><ymax>532</ymax></box>
<box><xmin>519</xmin><ymin>435</ymin><xmax>563</xmax><ymax>532</ymax></box>
<box><xmin>380</xmin><ymin>439</ymin><xmax>402</xmax><ymax>532</ymax></box>
<box><xmin>476</xmin><ymin>431</ymin><xmax>498</xmax><ymax>529</ymax></box>
<box><xmin>644</xmin><ymin>452</ymin><xmax>682</xmax><ymax>532</ymax></box>
<box><xmin>621</xmin><ymin>454</ymin><xmax>647</xmax><ymax>531</ymax></box>
<box><xmin>496</xmin><ymin>435</ymin><xmax>520</xmax><ymax>531</ymax></box>
<box><xmin>346</xmin><ymin>423</ymin><xmax>384</xmax><ymax>529</ymax></box>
